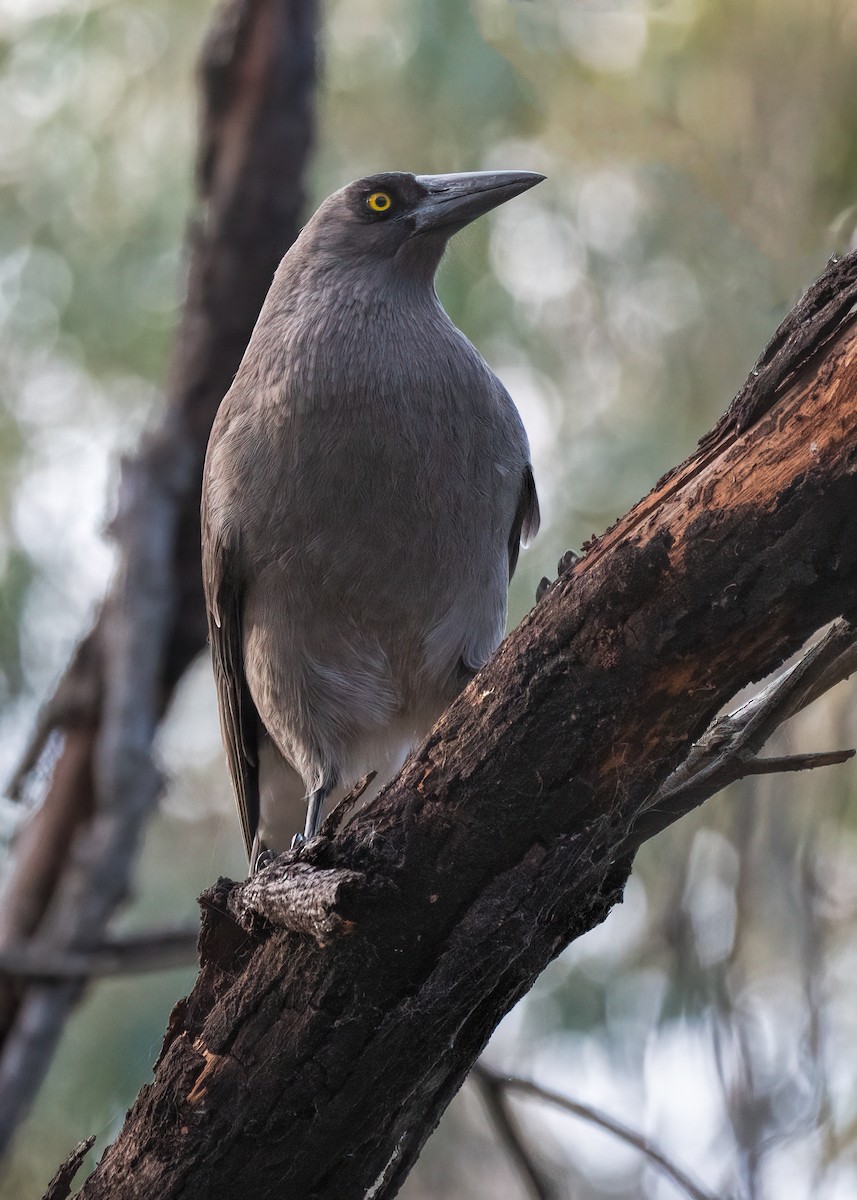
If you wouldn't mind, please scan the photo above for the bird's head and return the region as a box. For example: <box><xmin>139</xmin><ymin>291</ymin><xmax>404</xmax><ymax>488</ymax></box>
<box><xmin>298</xmin><ymin>170</ymin><xmax>545</xmax><ymax>284</ymax></box>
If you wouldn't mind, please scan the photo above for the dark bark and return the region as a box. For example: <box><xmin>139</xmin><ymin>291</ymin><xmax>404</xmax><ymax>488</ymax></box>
<box><xmin>75</xmin><ymin>254</ymin><xmax>857</xmax><ymax>1199</ymax></box>
<box><xmin>0</xmin><ymin>0</ymin><xmax>317</xmax><ymax>1152</ymax></box>
<box><xmin>41</xmin><ymin>1137</ymin><xmax>95</xmax><ymax>1200</ymax></box>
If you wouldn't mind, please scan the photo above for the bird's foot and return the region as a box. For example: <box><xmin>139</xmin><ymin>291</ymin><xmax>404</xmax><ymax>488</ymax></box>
<box><xmin>557</xmin><ymin>548</ymin><xmax>580</xmax><ymax>575</ymax></box>
<box><xmin>254</xmin><ymin>849</ymin><xmax>279</xmax><ymax>871</ymax></box>
<box><xmin>290</xmin><ymin>832</ymin><xmax>305</xmax><ymax>851</ymax></box>
<box><xmin>536</xmin><ymin>548</ymin><xmax>581</xmax><ymax>602</ymax></box>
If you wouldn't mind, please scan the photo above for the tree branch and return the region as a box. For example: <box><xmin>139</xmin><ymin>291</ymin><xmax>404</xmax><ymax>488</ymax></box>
<box><xmin>0</xmin><ymin>0</ymin><xmax>317</xmax><ymax>1153</ymax></box>
<box><xmin>471</xmin><ymin>1064</ymin><xmax>557</xmax><ymax>1200</ymax></box>
<box><xmin>67</xmin><ymin>249</ymin><xmax>857</xmax><ymax>1198</ymax></box>
<box><xmin>478</xmin><ymin>1068</ymin><xmax>723</xmax><ymax>1200</ymax></box>
<box><xmin>740</xmin><ymin>750</ymin><xmax>854</xmax><ymax>774</ymax></box>
<box><xmin>0</xmin><ymin>927</ymin><xmax>199</xmax><ymax>982</ymax></box>
<box><xmin>631</xmin><ymin>617</ymin><xmax>857</xmax><ymax>844</ymax></box>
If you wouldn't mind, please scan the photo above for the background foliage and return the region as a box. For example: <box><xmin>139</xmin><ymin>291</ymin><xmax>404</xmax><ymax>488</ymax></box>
<box><xmin>1</xmin><ymin>0</ymin><xmax>857</xmax><ymax>1196</ymax></box>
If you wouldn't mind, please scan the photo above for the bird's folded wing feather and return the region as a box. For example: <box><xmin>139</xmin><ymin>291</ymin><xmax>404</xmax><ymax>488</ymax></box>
<box><xmin>508</xmin><ymin>463</ymin><xmax>540</xmax><ymax>580</ymax></box>
<box><xmin>201</xmin><ymin>524</ymin><xmax>259</xmax><ymax>860</ymax></box>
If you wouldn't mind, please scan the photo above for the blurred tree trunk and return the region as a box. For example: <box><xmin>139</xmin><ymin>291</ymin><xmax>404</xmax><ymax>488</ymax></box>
<box><xmin>69</xmin><ymin>253</ymin><xmax>857</xmax><ymax>1199</ymax></box>
<box><xmin>0</xmin><ymin>0</ymin><xmax>318</xmax><ymax>1155</ymax></box>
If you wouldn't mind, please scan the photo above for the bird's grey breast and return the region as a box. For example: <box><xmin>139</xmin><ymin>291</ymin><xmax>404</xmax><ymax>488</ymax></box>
<box><xmin>235</xmin><ymin>284</ymin><xmax>525</xmax><ymax>588</ymax></box>
<box><xmin>209</xmin><ymin>272</ymin><xmax>528</xmax><ymax>771</ymax></box>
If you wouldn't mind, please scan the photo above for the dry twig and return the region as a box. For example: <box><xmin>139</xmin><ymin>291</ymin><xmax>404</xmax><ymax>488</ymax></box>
<box><xmin>472</xmin><ymin>1064</ymin><xmax>557</xmax><ymax>1200</ymax></box>
<box><xmin>478</xmin><ymin>1067</ymin><xmax>724</xmax><ymax>1200</ymax></box>
<box><xmin>630</xmin><ymin>619</ymin><xmax>857</xmax><ymax>846</ymax></box>
<box><xmin>0</xmin><ymin>926</ymin><xmax>199</xmax><ymax>982</ymax></box>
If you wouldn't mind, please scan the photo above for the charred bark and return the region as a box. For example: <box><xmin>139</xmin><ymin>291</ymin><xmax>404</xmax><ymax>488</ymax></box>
<box><xmin>73</xmin><ymin>254</ymin><xmax>857</xmax><ymax>1198</ymax></box>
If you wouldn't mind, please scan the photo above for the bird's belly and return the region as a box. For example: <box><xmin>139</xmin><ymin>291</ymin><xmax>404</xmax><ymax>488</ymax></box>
<box><xmin>243</xmin><ymin>526</ymin><xmax>504</xmax><ymax>791</ymax></box>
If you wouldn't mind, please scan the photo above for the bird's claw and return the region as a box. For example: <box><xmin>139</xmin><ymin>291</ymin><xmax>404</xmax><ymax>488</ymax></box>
<box><xmin>535</xmin><ymin>575</ymin><xmax>552</xmax><ymax>603</ymax></box>
<box><xmin>557</xmin><ymin>548</ymin><xmax>580</xmax><ymax>575</ymax></box>
<box><xmin>290</xmin><ymin>832</ymin><xmax>306</xmax><ymax>851</ymax></box>
<box><xmin>535</xmin><ymin>548</ymin><xmax>580</xmax><ymax>602</ymax></box>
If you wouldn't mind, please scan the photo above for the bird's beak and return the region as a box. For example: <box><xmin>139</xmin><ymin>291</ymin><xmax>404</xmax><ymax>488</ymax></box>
<box><xmin>411</xmin><ymin>170</ymin><xmax>545</xmax><ymax>235</ymax></box>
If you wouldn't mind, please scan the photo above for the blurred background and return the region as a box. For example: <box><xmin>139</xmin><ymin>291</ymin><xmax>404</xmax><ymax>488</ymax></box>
<box><xmin>1</xmin><ymin>0</ymin><xmax>857</xmax><ymax>1196</ymax></box>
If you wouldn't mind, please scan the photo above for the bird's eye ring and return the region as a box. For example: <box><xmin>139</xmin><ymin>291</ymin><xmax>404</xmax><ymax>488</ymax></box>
<box><xmin>367</xmin><ymin>191</ymin><xmax>393</xmax><ymax>213</ymax></box>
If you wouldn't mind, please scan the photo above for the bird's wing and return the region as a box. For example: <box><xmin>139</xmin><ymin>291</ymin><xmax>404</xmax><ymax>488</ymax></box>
<box><xmin>508</xmin><ymin>463</ymin><xmax>540</xmax><ymax>580</ymax></box>
<box><xmin>201</xmin><ymin>519</ymin><xmax>260</xmax><ymax>862</ymax></box>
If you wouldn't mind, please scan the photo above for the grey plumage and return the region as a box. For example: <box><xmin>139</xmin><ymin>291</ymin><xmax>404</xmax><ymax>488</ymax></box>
<box><xmin>201</xmin><ymin>169</ymin><xmax>542</xmax><ymax>868</ymax></box>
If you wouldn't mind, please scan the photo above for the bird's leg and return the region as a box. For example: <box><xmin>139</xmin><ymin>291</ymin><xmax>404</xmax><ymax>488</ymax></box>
<box><xmin>304</xmin><ymin>785</ymin><xmax>330</xmax><ymax>840</ymax></box>
<box><xmin>290</xmin><ymin>782</ymin><xmax>333</xmax><ymax>849</ymax></box>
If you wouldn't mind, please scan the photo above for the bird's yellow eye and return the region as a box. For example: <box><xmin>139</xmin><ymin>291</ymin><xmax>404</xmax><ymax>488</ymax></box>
<box><xmin>367</xmin><ymin>191</ymin><xmax>393</xmax><ymax>213</ymax></box>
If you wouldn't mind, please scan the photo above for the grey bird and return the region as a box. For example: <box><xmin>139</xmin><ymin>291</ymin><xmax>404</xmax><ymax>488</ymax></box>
<box><xmin>201</xmin><ymin>169</ymin><xmax>542</xmax><ymax>870</ymax></box>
